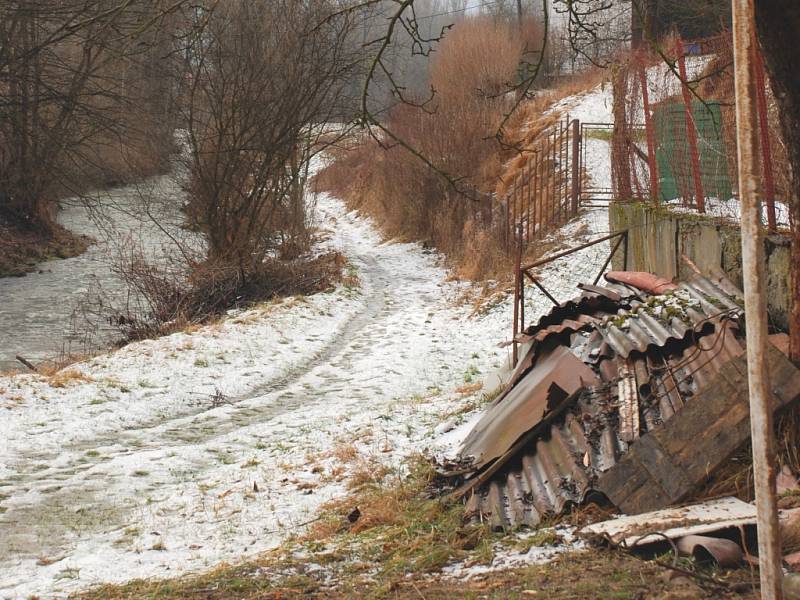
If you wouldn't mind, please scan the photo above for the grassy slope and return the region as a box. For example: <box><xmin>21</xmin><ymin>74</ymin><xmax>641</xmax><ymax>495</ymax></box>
<box><xmin>77</xmin><ymin>456</ymin><xmax>760</xmax><ymax>600</ymax></box>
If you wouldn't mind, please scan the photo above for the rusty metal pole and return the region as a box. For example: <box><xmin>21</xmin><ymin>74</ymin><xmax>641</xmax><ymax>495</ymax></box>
<box><xmin>676</xmin><ymin>39</ymin><xmax>707</xmax><ymax>212</ymax></box>
<box><xmin>512</xmin><ymin>223</ymin><xmax>523</xmax><ymax>367</ymax></box>
<box><xmin>518</xmin><ymin>224</ymin><xmax>525</xmax><ymax>334</ymax></box>
<box><xmin>752</xmin><ymin>45</ymin><xmax>777</xmax><ymax>231</ymax></box>
<box><xmin>571</xmin><ymin>119</ymin><xmax>581</xmax><ymax>214</ymax></box>
<box><xmin>639</xmin><ymin>59</ymin><xmax>660</xmax><ymax>203</ymax></box>
<box><xmin>732</xmin><ymin>1</ymin><xmax>783</xmax><ymax>598</ymax></box>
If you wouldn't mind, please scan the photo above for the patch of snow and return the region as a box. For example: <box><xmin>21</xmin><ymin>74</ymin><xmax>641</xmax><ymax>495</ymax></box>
<box><xmin>441</xmin><ymin>526</ymin><xmax>586</xmax><ymax>580</ymax></box>
<box><xmin>663</xmin><ymin>196</ymin><xmax>791</xmax><ymax>228</ymax></box>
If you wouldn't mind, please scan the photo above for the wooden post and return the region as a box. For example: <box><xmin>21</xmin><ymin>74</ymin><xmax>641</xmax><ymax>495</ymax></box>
<box><xmin>676</xmin><ymin>40</ymin><xmax>707</xmax><ymax>212</ymax></box>
<box><xmin>732</xmin><ymin>0</ymin><xmax>783</xmax><ymax>597</ymax></box>
<box><xmin>571</xmin><ymin>119</ymin><xmax>581</xmax><ymax>214</ymax></box>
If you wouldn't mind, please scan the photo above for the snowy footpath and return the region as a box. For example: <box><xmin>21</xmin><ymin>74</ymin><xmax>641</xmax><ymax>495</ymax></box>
<box><xmin>0</xmin><ymin>85</ymin><xmax>616</xmax><ymax>598</ymax></box>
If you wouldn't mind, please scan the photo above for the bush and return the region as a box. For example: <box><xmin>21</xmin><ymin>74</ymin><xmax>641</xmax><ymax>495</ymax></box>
<box><xmin>96</xmin><ymin>251</ymin><xmax>347</xmax><ymax>342</ymax></box>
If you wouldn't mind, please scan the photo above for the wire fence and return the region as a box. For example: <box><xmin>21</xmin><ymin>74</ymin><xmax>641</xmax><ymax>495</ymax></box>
<box><xmin>611</xmin><ymin>32</ymin><xmax>792</xmax><ymax>230</ymax></box>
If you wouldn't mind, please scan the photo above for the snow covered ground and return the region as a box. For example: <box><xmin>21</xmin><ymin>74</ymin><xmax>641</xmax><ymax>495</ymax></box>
<box><xmin>0</xmin><ymin>186</ymin><xmax>611</xmax><ymax>598</ymax></box>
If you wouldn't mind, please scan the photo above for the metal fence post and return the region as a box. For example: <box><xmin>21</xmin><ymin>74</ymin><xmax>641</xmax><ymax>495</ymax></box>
<box><xmin>732</xmin><ymin>1</ymin><xmax>784</xmax><ymax>597</ymax></box>
<box><xmin>571</xmin><ymin>119</ymin><xmax>580</xmax><ymax>213</ymax></box>
<box><xmin>638</xmin><ymin>59</ymin><xmax>660</xmax><ymax>203</ymax></box>
<box><xmin>676</xmin><ymin>39</ymin><xmax>707</xmax><ymax>212</ymax></box>
<box><xmin>512</xmin><ymin>224</ymin><xmax>523</xmax><ymax>367</ymax></box>
<box><xmin>753</xmin><ymin>44</ymin><xmax>777</xmax><ymax>231</ymax></box>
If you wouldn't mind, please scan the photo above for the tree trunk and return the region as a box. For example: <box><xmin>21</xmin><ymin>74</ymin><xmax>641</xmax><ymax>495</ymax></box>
<box><xmin>754</xmin><ymin>1</ymin><xmax>800</xmax><ymax>366</ymax></box>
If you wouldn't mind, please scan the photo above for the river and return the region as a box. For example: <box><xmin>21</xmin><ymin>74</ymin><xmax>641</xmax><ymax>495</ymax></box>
<box><xmin>0</xmin><ymin>173</ymin><xmax>193</xmax><ymax>372</ymax></box>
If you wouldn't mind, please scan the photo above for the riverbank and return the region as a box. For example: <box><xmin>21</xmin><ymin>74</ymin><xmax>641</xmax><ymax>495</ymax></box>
<box><xmin>0</xmin><ymin>219</ymin><xmax>91</xmax><ymax>278</ymax></box>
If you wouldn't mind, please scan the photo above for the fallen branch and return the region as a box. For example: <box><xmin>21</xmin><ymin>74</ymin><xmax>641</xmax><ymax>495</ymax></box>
<box><xmin>15</xmin><ymin>355</ymin><xmax>37</xmax><ymax>372</ymax></box>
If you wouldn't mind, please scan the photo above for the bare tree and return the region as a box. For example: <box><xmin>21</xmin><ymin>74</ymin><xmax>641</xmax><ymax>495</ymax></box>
<box><xmin>0</xmin><ymin>1</ymin><xmax>180</xmax><ymax>234</ymax></box>
<box><xmin>178</xmin><ymin>0</ymin><xmax>358</xmax><ymax>274</ymax></box>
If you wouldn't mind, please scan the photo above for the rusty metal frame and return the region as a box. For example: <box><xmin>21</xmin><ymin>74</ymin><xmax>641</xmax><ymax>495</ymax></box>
<box><xmin>511</xmin><ymin>229</ymin><xmax>629</xmax><ymax>366</ymax></box>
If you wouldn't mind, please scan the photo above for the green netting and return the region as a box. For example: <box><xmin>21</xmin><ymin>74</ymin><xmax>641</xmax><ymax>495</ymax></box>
<box><xmin>653</xmin><ymin>99</ymin><xmax>732</xmax><ymax>203</ymax></box>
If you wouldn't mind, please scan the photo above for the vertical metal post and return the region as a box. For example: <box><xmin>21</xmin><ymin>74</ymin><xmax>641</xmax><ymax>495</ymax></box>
<box><xmin>504</xmin><ymin>196</ymin><xmax>510</xmax><ymax>254</ymax></box>
<box><xmin>676</xmin><ymin>40</ymin><xmax>707</xmax><ymax>212</ymax></box>
<box><xmin>551</xmin><ymin>129</ymin><xmax>557</xmax><ymax>225</ymax></box>
<box><xmin>512</xmin><ymin>173</ymin><xmax>518</xmax><ymax>251</ymax></box>
<box><xmin>639</xmin><ymin>59</ymin><xmax>660</xmax><ymax>203</ymax></box>
<box><xmin>623</xmin><ymin>230</ymin><xmax>629</xmax><ymax>271</ymax></box>
<box><xmin>571</xmin><ymin>119</ymin><xmax>581</xmax><ymax>214</ymax></box>
<box><xmin>563</xmin><ymin>120</ymin><xmax>569</xmax><ymax>215</ymax></box>
<box><xmin>518</xmin><ymin>225</ymin><xmax>525</xmax><ymax>334</ymax></box>
<box><xmin>526</xmin><ymin>162</ymin><xmax>532</xmax><ymax>242</ymax></box>
<box><xmin>512</xmin><ymin>225</ymin><xmax>523</xmax><ymax>367</ymax></box>
<box><xmin>532</xmin><ymin>151</ymin><xmax>539</xmax><ymax>240</ymax></box>
<box><xmin>732</xmin><ymin>1</ymin><xmax>783</xmax><ymax>598</ymax></box>
<box><xmin>752</xmin><ymin>45</ymin><xmax>777</xmax><ymax>231</ymax></box>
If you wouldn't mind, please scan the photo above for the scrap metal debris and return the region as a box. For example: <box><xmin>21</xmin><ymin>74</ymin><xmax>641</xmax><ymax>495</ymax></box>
<box><xmin>445</xmin><ymin>272</ymin><xmax>800</xmax><ymax>532</ymax></box>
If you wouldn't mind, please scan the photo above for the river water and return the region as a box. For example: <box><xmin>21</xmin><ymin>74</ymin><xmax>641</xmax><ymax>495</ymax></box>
<box><xmin>0</xmin><ymin>173</ymin><xmax>193</xmax><ymax>372</ymax></box>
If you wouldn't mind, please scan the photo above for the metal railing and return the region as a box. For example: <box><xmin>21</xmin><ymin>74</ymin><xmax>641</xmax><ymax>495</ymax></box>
<box><xmin>511</xmin><ymin>229</ymin><xmax>629</xmax><ymax>366</ymax></box>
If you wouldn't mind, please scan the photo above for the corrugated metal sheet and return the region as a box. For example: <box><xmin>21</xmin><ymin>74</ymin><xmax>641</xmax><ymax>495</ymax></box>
<box><xmin>532</xmin><ymin>282</ymin><xmax>642</xmax><ymax>329</ymax></box>
<box><xmin>456</xmin><ymin>273</ymin><xmax>752</xmax><ymax>530</ymax></box>
<box><xmin>596</xmin><ymin>278</ymin><xmax>744</xmax><ymax>359</ymax></box>
<box><xmin>458</xmin><ymin>345</ymin><xmax>600</xmax><ymax>471</ymax></box>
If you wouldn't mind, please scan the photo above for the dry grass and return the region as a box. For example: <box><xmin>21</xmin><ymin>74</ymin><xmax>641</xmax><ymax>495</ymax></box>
<box><xmin>345</xmin><ymin>457</ymin><xmax>391</xmax><ymax>491</ymax></box>
<box><xmin>694</xmin><ymin>405</ymin><xmax>800</xmax><ymax>503</ymax></box>
<box><xmin>315</xmin><ymin>17</ymin><xmax>533</xmax><ymax>281</ymax></box>
<box><xmin>48</xmin><ymin>368</ymin><xmax>94</xmax><ymax>388</ymax></box>
<box><xmin>77</xmin><ymin>450</ymin><xmax>761</xmax><ymax>600</ymax></box>
<box><xmin>782</xmin><ymin>511</ymin><xmax>800</xmax><ymax>555</ymax></box>
<box><xmin>454</xmin><ymin>382</ymin><xmax>484</xmax><ymax>396</ymax></box>
<box><xmin>330</xmin><ymin>442</ymin><xmax>358</xmax><ymax>464</ymax></box>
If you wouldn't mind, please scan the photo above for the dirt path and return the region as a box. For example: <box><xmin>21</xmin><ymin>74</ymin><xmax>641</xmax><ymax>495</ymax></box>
<box><xmin>0</xmin><ymin>194</ymin><xmax>513</xmax><ymax>598</ymax></box>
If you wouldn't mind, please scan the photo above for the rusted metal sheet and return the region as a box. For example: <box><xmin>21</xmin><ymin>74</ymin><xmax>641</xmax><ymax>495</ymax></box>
<box><xmin>598</xmin><ymin>343</ymin><xmax>800</xmax><ymax>515</ymax></box>
<box><xmin>454</xmin><ymin>272</ymin><xmax>800</xmax><ymax>530</ymax></box>
<box><xmin>597</xmin><ymin>278</ymin><xmax>743</xmax><ymax>359</ymax></box>
<box><xmin>606</xmin><ymin>271</ymin><xmax>677</xmax><ymax>294</ymax></box>
<box><xmin>677</xmin><ymin>535</ymin><xmax>744</xmax><ymax>567</ymax></box>
<box><xmin>617</xmin><ymin>362</ymin><xmax>639</xmax><ymax>442</ymax></box>
<box><xmin>532</xmin><ymin>282</ymin><xmax>641</xmax><ymax>329</ymax></box>
<box><xmin>505</xmin><ymin>314</ymin><xmax>600</xmax><ymax>347</ymax></box>
<box><xmin>458</xmin><ymin>344</ymin><xmax>600</xmax><ymax>472</ymax></box>
<box><xmin>460</xmin><ymin>327</ymin><xmax>749</xmax><ymax>529</ymax></box>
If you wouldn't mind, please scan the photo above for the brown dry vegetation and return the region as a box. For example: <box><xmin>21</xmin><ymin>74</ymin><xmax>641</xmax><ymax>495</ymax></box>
<box><xmin>107</xmin><ymin>251</ymin><xmax>347</xmax><ymax>342</ymax></box>
<box><xmin>316</xmin><ymin>16</ymin><xmax>608</xmax><ymax>281</ymax></box>
<box><xmin>316</xmin><ymin>18</ymin><xmax>534</xmax><ymax>281</ymax></box>
<box><xmin>0</xmin><ymin>220</ymin><xmax>90</xmax><ymax>277</ymax></box>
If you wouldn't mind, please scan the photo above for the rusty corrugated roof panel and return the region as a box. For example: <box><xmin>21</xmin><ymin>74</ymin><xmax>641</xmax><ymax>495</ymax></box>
<box><xmin>458</xmin><ymin>344</ymin><xmax>601</xmax><ymax>472</ymax></box>
<box><xmin>464</xmin><ymin>387</ymin><xmax>619</xmax><ymax>529</ymax></box>
<box><xmin>596</xmin><ymin>279</ymin><xmax>744</xmax><ymax>359</ymax></box>
<box><xmin>532</xmin><ymin>282</ymin><xmax>642</xmax><ymax>329</ymax></box>
<box><xmin>463</xmin><ymin>322</ymin><xmax>747</xmax><ymax>529</ymax></box>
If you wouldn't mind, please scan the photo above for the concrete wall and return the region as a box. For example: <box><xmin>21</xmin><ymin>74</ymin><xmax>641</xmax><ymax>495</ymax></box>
<box><xmin>610</xmin><ymin>202</ymin><xmax>792</xmax><ymax>330</ymax></box>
